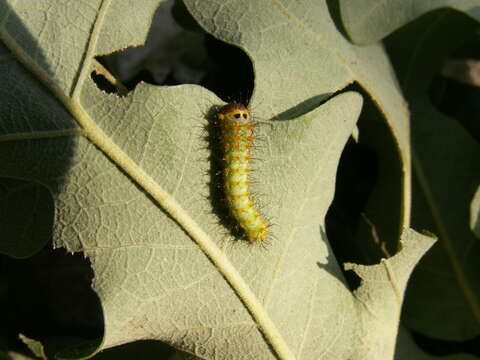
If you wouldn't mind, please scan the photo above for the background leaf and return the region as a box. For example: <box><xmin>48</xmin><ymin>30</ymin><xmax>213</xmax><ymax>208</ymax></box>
<box><xmin>338</xmin><ymin>0</ymin><xmax>480</xmax><ymax>44</ymax></box>
<box><xmin>0</xmin><ymin>0</ymin><xmax>439</xmax><ymax>359</ymax></box>
<box><xmin>383</xmin><ymin>8</ymin><xmax>480</xmax><ymax>341</ymax></box>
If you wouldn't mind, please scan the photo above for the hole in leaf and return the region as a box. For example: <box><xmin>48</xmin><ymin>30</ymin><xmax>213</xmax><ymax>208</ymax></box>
<box><xmin>5</xmin><ymin>246</ymin><xmax>103</xmax><ymax>358</ymax></box>
<box><xmin>91</xmin><ymin>0</ymin><xmax>254</xmax><ymax>105</ymax></box>
<box><xmin>325</xmin><ymin>137</ymin><xmax>378</xmax><ymax>262</ymax></box>
<box><xmin>327</xmin><ymin>85</ymin><xmax>403</xmax><ymax>275</ymax></box>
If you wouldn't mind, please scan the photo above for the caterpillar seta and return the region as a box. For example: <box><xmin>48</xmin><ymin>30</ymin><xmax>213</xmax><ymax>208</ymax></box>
<box><xmin>217</xmin><ymin>103</ymin><xmax>269</xmax><ymax>243</ymax></box>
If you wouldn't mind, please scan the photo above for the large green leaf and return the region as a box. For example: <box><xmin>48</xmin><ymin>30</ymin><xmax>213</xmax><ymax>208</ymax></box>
<box><xmin>384</xmin><ymin>9</ymin><xmax>480</xmax><ymax>340</ymax></box>
<box><xmin>338</xmin><ymin>0</ymin><xmax>480</xmax><ymax>44</ymax></box>
<box><xmin>1</xmin><ymin>0</ymin><xmax>434</xmax><ymax>359</ymax></box>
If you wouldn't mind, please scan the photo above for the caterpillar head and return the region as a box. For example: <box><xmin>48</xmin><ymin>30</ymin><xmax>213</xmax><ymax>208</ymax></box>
<box><xmin>217</xmin><ymin>103</ymin><xmax>252</xmax><ymax>124</ymax></box>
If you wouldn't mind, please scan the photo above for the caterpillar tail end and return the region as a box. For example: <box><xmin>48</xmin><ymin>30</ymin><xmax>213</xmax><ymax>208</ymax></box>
<box><xmin>246</xmin><ymin>227</ymin><xmax>269</xmax><ymax>243</ymax></box>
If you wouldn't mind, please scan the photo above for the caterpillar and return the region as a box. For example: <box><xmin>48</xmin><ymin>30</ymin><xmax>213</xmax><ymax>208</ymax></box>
<box><xmin>217</xmin><ymin>103</ymin><xmax>269</xmax><ymax>243</ymax></box>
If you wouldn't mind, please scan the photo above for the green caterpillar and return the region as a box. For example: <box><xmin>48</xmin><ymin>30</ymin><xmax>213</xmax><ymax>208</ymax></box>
<box><xmin>217</xmin><ymin>103</ymin><xmax>269</xmax><ymax>243</ymax></box>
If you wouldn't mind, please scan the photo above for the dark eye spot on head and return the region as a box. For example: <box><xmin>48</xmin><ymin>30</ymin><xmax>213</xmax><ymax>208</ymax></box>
<box><xmin>234</xmin><ymin>114</ymin><xmax>241</xmax><ymax>119</ymax></box>
<box><xmin>243</xmin><ymin>113</ymin><xmax>248</xmax><ymax>119</ymax></box>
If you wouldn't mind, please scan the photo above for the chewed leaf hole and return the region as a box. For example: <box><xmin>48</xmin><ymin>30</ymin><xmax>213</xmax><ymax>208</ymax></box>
<box><xmin>91</xmin><ymin>0</ymin><xmax>254</xmax><ymax>104</ymax></box>
<box><xmin>5</xmin><ymin>247</ymin><xmax>104</xmax><ymax>358</ymax></box>
<box><xmin>327</xmin><ymin>85</ymin><xmax>404</xmax><ymax>275</ymax></box>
